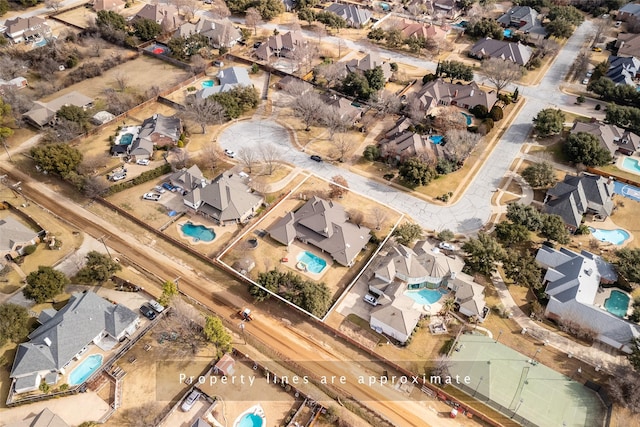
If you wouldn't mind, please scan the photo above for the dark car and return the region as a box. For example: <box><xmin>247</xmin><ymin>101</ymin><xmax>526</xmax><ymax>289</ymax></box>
<box><xmin>140</xmin><ymin>304</ymin><xmax>156</xmax><ymax>320</ymax></box>
<box><xmin>310</xmin><ymin>155</ymin><xmax>322</xmax><ymax>162</ymax></box>
<box><xmin>253</xmin><ymin>42</ymin><xmax>262</xmax><ymax>48</ymax></box>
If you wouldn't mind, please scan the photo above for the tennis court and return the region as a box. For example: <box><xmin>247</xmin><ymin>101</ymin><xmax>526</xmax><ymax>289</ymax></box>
<box><xmin>448</xmin><ymin>335</ymin><xmax>605</xmax><ymax>427</ymax></box>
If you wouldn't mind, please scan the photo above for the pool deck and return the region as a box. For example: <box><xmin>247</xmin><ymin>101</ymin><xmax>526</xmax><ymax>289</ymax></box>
<box><xmin>115</xmin><ymin>125</ymin><xmax>141</xmax><ymax>145</ymax></box>
<box><xmin>176</xmin><ymin>220</ymin><xmax>225</xmax><ymax>246</ymax></box>
<box><xmin>593</xmin><ymin>287</ymin><xmax>632</xmax><ymax>317</ymax></box>
<box><xmin>279</xmin><ymin>241</ymin><xmax>331</xmax><ymax>281</ymax></box>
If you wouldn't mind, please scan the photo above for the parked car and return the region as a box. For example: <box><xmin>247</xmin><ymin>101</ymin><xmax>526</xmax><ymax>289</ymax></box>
<box><xmin>181</xmin><ymin>389</ymin><xmax>201</xmax><ymax>412</ymax></box>
<box><xmin>162</xmin><ymin>182</ymin><xmax>177</xmax><ymax>192</ymax></box>
<box><xmin>148</xmin><ymin>299</ymin><xmax>165</xmax><ymax>313</ymax></box>
<box><xmin>615</xmin><ymin>21</ymin><xmax>622</xmax><ymax>27</ymax></box>
<box><xmin>140</xmin><ymin>304</ymin><xmax>156</xmax><ymax>320</ymax></box>
<box><xmin>253</xmin><ymin>42</ymin><xmax>262</xmax><ymax>48</ymax></box>
<box><xmin>143</xmin><ymin>192</ymin><xmax>161</xmax><ymax>201</ymax></box>
<box><xmin>224</xmin><ymin>149</ymin><xmax>236</xmax><ymax>158</ymax></box>
<box><xmin>213</xmin><ymin>60</ymin><xmax>224</xmax><ymax>67</ymax></box>
<box><xmin>111</xmin><ymin>173</ymin><xmax>127</xmax><ymax>182</ymax></box>
<box><xmin>154</xmin><ymin>185</ymin><xmax>166</xmax><ymax>194</ymax></box>
<box><xmin>439</xmin><ymin>242</ymin><xmax>456</xmax><ymax>251</ymax></box>
<box><xmin>582</xmin><ymin>78</ymin><xmax>590</xmax><ymax>85</ymax></box>
<box><xmin>136</xmin><ymin>159</ymin><xmax>150</xmax><ymax>166</ymax></box>
<box><xmin>591</xmin><ymin>47</ymin><xmax>602</xmax><ymax>52</ymax></box>
<box><xmin>310</xmin><ymin>155</ymin><xmax>322</xmax><ymax>162</ymax></box>
<box><xmin>363</xmin><ymin>294</ymin><xmax>379</xmax><ymax>306</ymax></box>
<box><xmin>586</xmin><ymin>71</ymin><xmax>593</xmax><ymax>77</ymax></box>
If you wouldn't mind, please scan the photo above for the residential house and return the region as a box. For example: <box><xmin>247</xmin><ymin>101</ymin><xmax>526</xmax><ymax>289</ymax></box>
<box><xmin>396</xmin><ymin>19</ymin><xmax>449</xmax><ymax>41</ymax></box>
<box><xmin>277</xmin><ymin>75</ymin><xmax>313</xmax><ymax>94</ymax></box>
<box><xmin>417</xmin><ymin>78</ymin><xmax>497</xmax><ymax>114</ymax></box>
<box><xmin>135</xmin><ymin>4</ymin><xmax>180</xmax><ymax>31</ymax></box>
<box><xmin>497</xmin><ymin>6</ymin><xmax>546</xmax><ymax>38</ymax></box>
<box><xmin>269</xmin><ymin>196</ymin><xmax>371</xmax><ymax>267</ymax></box>
<box><xmin>617</xmin><ymin>3</ymin><xmax>640</xmax><ymax>23</ymax></box>
<box><xmin>23</xmin><ymin>91</ymin><xmax>93</xmax><ymax>128</ymax></box>
<box><xmin>368</xmin><ymin>241</ymin><xmax>487</xmax><ymax>343</ymax></box>
<box><xmin>379</xmin><ymin>117</ymin><xmax>439</xmax><ymax>162</ymax></box>
<box><xmin>0</xmin><ymin>216</ymin><xmax>40</xmax><ymax>260</ymax></box>
<box><xmin>3</xmin><ymin>17</ymin><xmax>51</xmax><ymax>44</ymax></box>
<box><xmin>345</xmin><ymin>53</ymin><xmax>393</xmax><ymax>82</ymax></box>
<box><xmin>5</xmin><ymin>408</ymin><xmax>70</xmax><ymax>427</ymax></box>
<box><xmin>571</xmin><ymin>120</ymin><xmax>640</xmax><ymax>156</ymax></box>
<box><xmin>469</xmin><ymin>38</ymin><xmax>533</xmax><ymax>66</ymax></box>
<box><xmin>425</xmin><ymin>0</ymin><xmax>461</xmax><ymax>19</ymax></box>
<box><xmin>179</xmin><ymin>166</ymin><xmax>263</xmax><ymax>224</ymax></box>
<box><xmin>196</xmin><ymin>66</ymin><xmax>253</xmax><ymax>99</ymax></box>
<box><xmin>535</xmin><ymin>246</ymin><xmax>639</xmax><ymax>353</ymax></box>
<box><xmin>543</xmin><ymin>173</ymin><xmax>615</xmax><ymax>232</ymax></box>
<box><xmin>254</xmin><ymin>31</ymin><xmax>305</xmax><ymax>61</ymax></box>
<box><xmin>93</xmin><ymin>0</ymin><xmax>125</xmax><ymax>12</ymax></box>
<box><xmin>325</xmin><ymin>3</ymin><xmax>372</xmax><ymax>28</ymax></box>
<box><xmin>175</xmin><ymin>18</ymin><xmax>241</xmax><ymax>49</ymax></box>
<box><xmin>322</xmin><ymin>95</ymin><xmax>363</xmax><ymax>124</ymax></box>
<box><xmin>10</xmin><ymin>291</ymin><xmax>139</xmax><ymax>393</ymax></box>
<box><xmin>615</xmin><ymin>33</ymin><xmax>640</xmax><ymax>58</ymax></box>
<box><xmin>606</xmin><ymin>55</ymin><xmax>640</xmax><ymax>86</ymax></box>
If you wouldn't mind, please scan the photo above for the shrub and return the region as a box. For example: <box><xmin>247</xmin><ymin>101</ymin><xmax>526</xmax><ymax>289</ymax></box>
<box><xmin>489</xmin><ymin>106</ymin><xmax>504</xmax><ymax>121</ymax></box>
<box><xmin>106</xmin><ymin>163</ymin><xmax>171</xmax><ymax>195</ymax></box>
<box><xmin>469</xmin><ymin>104</ymin><xmax>488</xmax><ymax>119</ymax></box>
<box><xmin>22</xmin><ymin>245</ymin><xmax>37</xmax><ymax>255</ymax></box>
<box><xmin>595</xmin><ymin>104</ymin><xmax>601</xmax><ymax>110</ymax></box>
<box><xmin>482</xmin><ymin>118</ymin><xmax>494</xmax><ymax>131</ymax></box>
<box><xmin>383</xmin><ymin>173</ymin><xmax>395</xmax><ymax>181</ymax></box>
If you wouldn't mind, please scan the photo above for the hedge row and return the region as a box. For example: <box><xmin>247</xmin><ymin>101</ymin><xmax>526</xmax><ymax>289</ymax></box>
<box><xmin>106</xmin><ymin>163</ymin><xmax>172</xmax><ymax>196</ymax></box>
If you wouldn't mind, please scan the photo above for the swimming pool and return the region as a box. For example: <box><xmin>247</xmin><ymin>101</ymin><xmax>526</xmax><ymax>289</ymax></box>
<box><xmin>34</xmin><ymin>38</ymin><xmax>47</xmax><ymax>47</ymax></box>
<box><xmin>69</xmin><ymin>354</ymin><xmax>103</xmax><ymax>386</ymax></box>
<box><xmin>119</xmin><ymin>133</ymin><xmax>134</xmax><ymax>145</ymax></box>
<box><xmin>503</xmin><ymin>29</ymin><xmax>513</xmax><ymax>38</ymax></box>
<box><xmin>614</xmin><ymin>181</ymin><xmax>640</xmax><ymax>202</ymax></box>
<box><xmin>296</xmin><ymin>251</ymin><xmax>327</xmax><ymax>274</ymax></box>
<box><xmin>379</xmin><ymin>1</ymin><xmax>390</xmax><ymax>11</ymax></box>
<box><xmin>621</xmin><ymin>157</ymin><xmax>640</xmax><ymax>174</ymax></box>
<box><xmin>236</xmin><ymin>413</ymin><xmax>264</xmax><ymax>427</ymax></box>
<box><xmin>604</xmin><ymin>290</ymin><xmax>630</xmax><ymax>317</ymax></box>
<box><xmin>430</xmin><ymin>135</ymin><xmax>444</xmax><ymax>144</ymax></box>
<box><xmin>404</xmin><ymin>288</ymin><xmax>444</xmax><ymax>305</ymax></box>
<box><xmin>589</xmin><ymin>227</ymin><xmax>630</xmax><ymax>245</ymax></box>
<box><xmin>461</xmin><ymin>112</ymin><xmax>473</xmax><ymax>126</ymax></box>
<box><xmin>181</xmin><ymin>222</ymin><xmax>216</xmax><ymax>242</ymax></box>
<box><xmin>202</xmin><ymin>80</ymin><xmax>215</xmax><ymax>88</ymax></box>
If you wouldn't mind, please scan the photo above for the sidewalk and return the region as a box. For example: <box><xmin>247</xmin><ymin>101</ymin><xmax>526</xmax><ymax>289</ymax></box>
<box><xmin>491</xmin><ymin>272</ymin><xmax>626</xmax><ymax>372</ymax></box>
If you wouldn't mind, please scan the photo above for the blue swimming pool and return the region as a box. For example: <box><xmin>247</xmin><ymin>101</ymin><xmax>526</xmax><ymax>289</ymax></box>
<box><xmin>119</xmin><ymin>133</ymin><xmax>134</xmax><ymax>145</ymax></box>
<box><xmin>34</xmin><ymin>38</ymin><xmax>47</xmax><ymax>47</ymax></box>
<box><xmin>202</xmin><ymin>80</ymin><xmax>215</xmax><ymax>88</ymax></box>
<box><xmin>589</xmin><ymin>227</ymin><xmax>630</xmax><ymax>245</ymax></box>
<box><xmin>297</xmin><ymin>251</ymin><xmax>327</xmax><ymax>274</ymax></box>
<box><xmin>614</xmin><ymin>181</ymin><xmax>640</xmax><ymax>202</ymax></box>
<box><xmin>379</xmin><ymin>2</ymin><xmax>390</xmax><ymax>11</ymax></box>
<box><xmin>181</xmin><ymin>222</ymin><xmax>216</xmax><ymax>242</ymax></box>
<box><xmin>69</xmin><ymin>354</ymin><xmax>103</xmax><ymax>386</ymax></box>
<box><xmin>236</xmin><ymin>413</ymin><xmax>264</xmax><ymax>427</ymax></box>
<box><xmin>503</xmin><ymin>29</ymin><xmax>513</xmax><ymax>38</ymax></box>
<box><xmin>622</xmin><ymin>157</ymin><xmax>640</xmax><ymax>174</ymax></box>
<box><xmin>404</xmin><ymin>288</ymin><xmax>444</xmax><ymax>305</ymax></box>
<box><xmin>430</xmin><ymin>135</ymin><xmax>444</xmax><ymax>144</ymax></box>
<box><xmin>461</xmin><ymin>112</ymin><xmax>473</xmax><ymax>126</ymax></box>
<box><xmin>604</xmin><ymin>290</ymin><xmax>630</xmax><ymax>317</ymax></box>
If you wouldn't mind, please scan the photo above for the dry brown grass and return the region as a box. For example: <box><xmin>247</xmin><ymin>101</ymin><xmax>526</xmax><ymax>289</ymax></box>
<box><xmin>608</xmin><ymin>197</ymin><xmax>640</xmax><ymax>249</ymax></box>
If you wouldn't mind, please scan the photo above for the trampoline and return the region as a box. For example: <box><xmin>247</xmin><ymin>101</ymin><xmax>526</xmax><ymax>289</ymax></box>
<box><xmin>153</xmin><ymin>47</ymin><xmax>166</xmax><ymax>55</ymax></box>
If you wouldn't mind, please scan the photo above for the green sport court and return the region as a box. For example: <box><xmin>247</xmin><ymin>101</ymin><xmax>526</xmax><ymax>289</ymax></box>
<box><xmin>448</xmin><ymin>334</ymin><xmax>605</xmax><ymax>427</ymax></box>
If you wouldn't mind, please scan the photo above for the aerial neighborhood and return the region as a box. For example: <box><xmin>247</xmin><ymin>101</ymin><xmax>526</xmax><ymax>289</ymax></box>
<box><xmin>2</xmin><ymin>0</ymin><xmax>640</xmax><ymax>426</ymax></box>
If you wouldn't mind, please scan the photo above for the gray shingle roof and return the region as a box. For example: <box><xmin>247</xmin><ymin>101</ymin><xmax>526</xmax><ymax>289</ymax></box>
<box><xmin>325</xmin><ymin>3</ymin><xmax>372</xmax><ymax>27</ymax></box>
<box><xmin>0</xmin><ymin>216</ymin><xmax>38</xmax><ymax>253</ymax></box>
<box><xmin>418</xmin><ymin>78</ymin><xmax>497</xmax><ymax>112</ymax></box>
<box><xmin>469</xmin><ymin>38</ymin><xmax>533</xmax><ymax>65</ymax></box>
<box><xmin>497</xmin><ymin>6</ymin><xmax>545</xmax><ymax>34</ymax></box>
<box><xmin>197</xmin><ymin>66</ymin><xmax>253</xmax><ymax>98</ymax></box>
<box><xmin>10</xmin><ymin>291</ymin><xmax>138</xmax><ymax>379</ymax></box>
<box><xmin>606</xmin><ymin>55</ymin><xmax>640</xmax><ymax>85</ymax></box>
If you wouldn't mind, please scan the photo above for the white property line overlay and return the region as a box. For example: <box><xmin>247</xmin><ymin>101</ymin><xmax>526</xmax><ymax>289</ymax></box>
<box><xmin>216</xmin><ymin>172</ymin><xmax>405</xmax><ymax>322</ymax></box>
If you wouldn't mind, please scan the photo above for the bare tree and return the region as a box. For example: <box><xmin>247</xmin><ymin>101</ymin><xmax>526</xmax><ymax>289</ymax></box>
<box><xmin>237</xmin><ymin>147</ymin><xmax>259</xmax><ymax>174</ymax></box>
<box><xmin>78</xmin><ymin>154</ymin><xmax>109</xmax><ymax>175</ymax></box>
<box><xmin>482</xmin><ymin>58</ymin><xmax>523</xmax><ymax>94</ymax></box>
<box><xmin>260</xmin><ymin>144</ymin><xmax>280</xmax><ymax>175</ymax></box>
<box><xmin>245</xmin><ymin>8</ymin><xmax>262</xmax><ymax>35</ymax></box>
<box><xmin>371</xmin><ymin>207</ymin><xmax>387</xmax><ymax>230</ymax></box>
<box><xmin>113</xmin><ymin>73</ymin><xmax>129</xmax><ymax>92</ymax></box>
<box><xmin>607</xmin><ymin>365</ymin><xmax>640</xmax><ymax>413</ymax></box>
<box><xmin>568</xmin><ymin>48</ymin><xmax>590</xmax><ymax>82</ymax></box>
<box><xmin>328</xmin><ymin>175</ymin><xmax>349</xmax><ymax>198</ymax></box>
<box><xmin>83</xmin><ymin>176</ymin><xmax>109</xmax><ymax>198</ymax></box>
<box><xmin>282</xmin><ymin>79</ymin><xmax>311</xmax><ymax>97</ymax></box>
<box><xmin>181</xmin><ymin>0</ymin><xmax>200</xmax><ymax>21</ymax></box>
<box><xmin>201</xmin><ymin>141</ymin><xmax>222</xmax><ymax>172</ymax></box>
<box><xmin>120</xmin><ymin>402</ymin><xmax>163</xmax><ymax>427</ymax></box>
<box><xmin>44</xmin><ymin>0</ymin><xmax>63</xmax><ymax>11</ymax></box>
<box><xmin>349</xmin><ymin>210</ymin><xmax>365</xmax><ymax>226</ymax></box>
<box><xmin>323</xmin><ymin>107</ymin><xmax>351</xmax><ymax>140</ymax></box>
<box><xmin>331</xmin><ymin>133</ymin><xmax>355</xmax><ymax>162</ymax></box>
<box><xmin>210</xmin><ymin>0</ymin><xmax>231</xmax><ymax>19</ymax></box>
<box><xmin>291</xmin><ymin>94</ymin><xmax>324</xmax><ymax>131</ymax></box>
<box><xmin>183</xmin><ymin>97</ymin><xmax>224</xmax><ymax>133</ymax></box>
<box><xmin>374</xmin><ymin>92</ymin><xmax>402</xmax><ymax>115</ymax></box>
<box><xmin>591</xmin><ymin>16</ymin><xmax>611</xmax><ymax>46</ymax></box>
<box><xmin>538</xmin><ymin>39</ymin><xmax>560</xmax><ymax>58</ymax></box>
<box><xmin>0</xmin><ymin>57</ymin><xmax>28</xmax><ymax>80</ymax></box>
<box><xmin>316</xmin><ymin>62</ymin><xmax>347</xmax><ymax>88</ymax></box>
<box><xmin>251</xmin><ymin>176</ymin><xmax>269</xmax><ymax>194</ymax></box>
<box><xmin>172</xmin><ymin>148</ymin><xmax>191</xmax><ymax>170</ymax></box>
<box><xmin>444</xmin><ymin>129</ymin><xmax>482</xmax><ymax>162</ymax></box>
<box><xmin>405</xmin><ymin>95</ymin><xmax>425</xmax><ymax>122</ymax></box>
<box><xmin>434</xmin><ymin>107</ymin><xmax>466</xmax><ymax>131</ymax></box>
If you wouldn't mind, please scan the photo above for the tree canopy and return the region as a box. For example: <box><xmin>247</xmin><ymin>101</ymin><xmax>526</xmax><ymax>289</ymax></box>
<box><xmin>462</xmin><ymin>232</ymin><xmax>505</xmax><ymax>276</ymax></box>
<box><xmin>564</xmin><ymin>132</ymin><xmax>612</xmax><ymax>166</ymax></box>
<box><xmin>316</xmin><ymin>11</ymin><xmax>346</xmax><ymax>30</ymax></box>
<box><xmin>256</xmin><ymin>269</ymin><xmax>331</xmax><ymax>316</ymax></box>
<box><xmin>466</xmin><ymin>18</ymin><xmax>503</xmax><ymax>40</ymax></box>
<box><xmin>133</xmin><ymin>18</ymin><xmax>162</xmax><ymax>41</ymax></box>
<box><xmin>210</xmin><ymin>86</ymin><xmax>259</xmax><ymax>119</ymax></box>
<box><xmin>506</xmin><ymin>203</ymin><xmax>544</xmax><ymax>231</ymax></box>
<box><xmin>398</xmin><ymin>157</ymin><xmax>437</xmax><ymax>187</ymax></box>
<box><xmin>31</xmin><ymin>144</ymin><xmax>83</xmax><ymax>179</ymax></box>
<box><xmin>76</xmin><ymin>251</ymin><xmax>122</xmax><ymax>284</ymax></box>
<box><xmin>605</xmin><ymin>104</ymin><xmax>640</xmax><ymax>134</ymax></box>
<box><xmin>533</xmin><ymin>108</ymin><xmax>565</xmax><ymax>137</ymax></box>
<box><xmin>614</xmin><ymin>248</ymin><xmax>640</xmax><ymax>283</ymax></box>
<box><xmin>24</xmin><ymin>266</ymin><xmax>69</xmax><ymax>303</ymax></box>
<box><xmin>96</xmin><ymin>10</ymin><xmax>126</xmax><ymax>31</ymax></box>
<box><xmin>0</xmin><ymin>99</ymin><xmax>15</xmax><ymax>143</ymax></box>
<box><xmin>203</xmin><ymin>316</ymin><xmax>232</xmax><ymax>355</ymax></box>
<box><xmin>521</xmin><ymin>162</ymin><xmax>556</xmax><ymax>188</ymax></box>
<box><xmin>436</xmin><ymin>60</ymin><xmax>474</xmax><ymax>82</ymax></box>
<box><xmin>503</xmin><ymin>251</ymin><xmax>542</xmax><ymax>289</ymax></box>
<box><xmin>0</xmin><ymin>303</ymin><xmax>29</xmax><ymax>346</ymax></box>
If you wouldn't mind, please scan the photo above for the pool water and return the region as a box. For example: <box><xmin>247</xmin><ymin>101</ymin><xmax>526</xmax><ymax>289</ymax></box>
<box><xmin>503</xmin><ymin>29</ymin><xmax>513</xmax><ymax>38</ymax></box>
<box><xmin>181</xmin><ymin>222</ymin><xmax>216</xmax><ymax>242</ymax></box>
<box><xmin>589</xmin><ymin>227</ymin><xmax>630</xmax><ymax>245</ymax></box>
<box><xmin>621</xmin><ymin>157</ymin><xmax>640</xmax><ymax>174</ymax></box>
<box><xmin>202</xmin><ymin>80</ymin><xmax>215</xmax><ymax>88</ymax></box>
<box><xmin>604</xmin><ymin>290</ymin><xmax>630</xmax><ymax>317</ymax></box>
<box><xmin>34</xmin><ymin>39</ymin><xmax>47</xmax><ymax>47</ymax></box>
<box><xmin>236</xmin><ymin>413</ymin><xmax>264</xmax><ymax>427</ymax></box>
<box><xmin>379</xmin><ymin>2</ymin><xmax>390</xmax><ymax>11</ymax></box>
<box><xmin>119</xmin><ymin>133</ymin><xmax>134</xmax><ymax>145</ymax></box>
<box><xmin>614</xmin><ymin>181</ymin><xmax>640</xmax><ymax>202</ymax></box>
<box><xmin>69</xmin><ymin>354</ymin><xmax>103</xmax><ymax>385</ymax></box>
<box><xmin>404</xmin><ymin>288</ymin><xmax>444</xmax><ymax>305</ymax></box>
<box><xmin>296</xmin><ymin>251</ymin><xmax>327</xmax><ymax>274</ymax></box>
<box><xmin>461</xmin><ymin>112</ymin><xmax>473</xmax><ymax>126</ymax></box>
<box><xmin>430</xmin><ymin>135</ymin><xmax>444</xmax><ymax>144</ymax></box>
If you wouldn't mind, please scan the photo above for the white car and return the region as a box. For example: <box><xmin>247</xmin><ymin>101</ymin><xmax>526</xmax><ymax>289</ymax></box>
<box><xmin>181</xmin><ymin>389</ymin><xmax>201</xmax><ymax>412</ymax></box>
<box><xmin>136</xmin><ymin>159</ymin><xmax>150</xmax><ymax>166</ymax></box>
<box><xmin>582</xmin><ymin>78</ymin><xmax>590</xmax><ymax>85</ymax></box>
<box><xmin>224</xmin><ymin>149</ymin><xmax>236</xmax><ymax>158</ymax></box>
<box><xmin>111</xmin><ymin>173</ymin><xmax>127</xmax><ymax>182</ymax></box>
<box><xmin>154</xmin><ymin>185</ymin><xmax>166</xmax><ymax>194</ymax></box>
<box><xmin>143</xmin><ymin>192</ymin><xmax>161</xmax><ymax>201</ymax></box>
<box><xmin>363</xmin><ymin>294</ymin><xmax>379</xmax><ymax>306</ymax></box>
<box><xmin>439</xmin><ymin>242</ymin><xmax>456</xmax><ymax>251</ymax></box>
<box><xmin>148</xmin><ymin>299</ymin><xmax>165</xmax><ymax>313</ymax></box>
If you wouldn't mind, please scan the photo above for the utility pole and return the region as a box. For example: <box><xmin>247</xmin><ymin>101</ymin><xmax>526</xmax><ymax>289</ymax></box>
<box><xmin>98</xmin><ymin>235</ymin><xmax>112</xmax><ymax>259</ymax></box>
